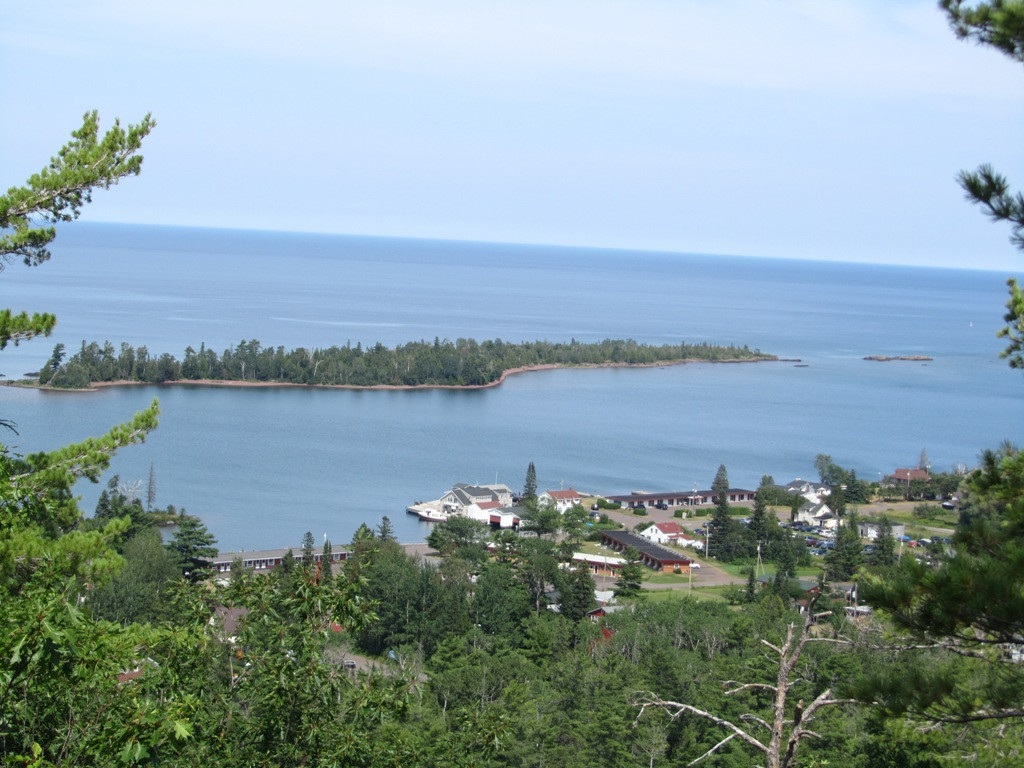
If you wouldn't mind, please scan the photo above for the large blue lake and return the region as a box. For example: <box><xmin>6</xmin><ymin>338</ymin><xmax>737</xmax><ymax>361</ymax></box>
<box><xmin>1</xmin><ymin>223</ymin><xmax>1020</xmax><ymax>550</ymax></box>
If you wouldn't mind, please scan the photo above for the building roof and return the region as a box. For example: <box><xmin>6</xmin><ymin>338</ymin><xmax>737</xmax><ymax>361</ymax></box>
<box><xmin>211</xmin><ymin>543</ymin><xmax>349</xmax><ymax>566</ymax></box>
<box><xmin>888</xmin><ymin>468</ymin><xmax>930</xmax><ymax>482</ymax></box>
<box><xmin>544</xmin><ymin>488</ymin><xmax>581</xmax><ymax>500</ymax></box>
<box><xmin>601</xmin><ymin>530</ymin><xmax>693</xmax><ymax>565</ymax></box>
<box><xmin>604</xmin><ymin>488</ymin><xmax>754</xmax><ymax>503</ymax></box>
<box><xmin>572</xmin><ymin>552</ymin><xmax>626</xmax><ymax>567</ymax></box>
<box><xmin>799</xmin><ymin>501</ymin><xmax>831</xmax><ymax>516</ymax></box>
<box><xmin>653</xmin><ymin>521</ymin><xmax>684</xmax><ymax>535</ymax></box>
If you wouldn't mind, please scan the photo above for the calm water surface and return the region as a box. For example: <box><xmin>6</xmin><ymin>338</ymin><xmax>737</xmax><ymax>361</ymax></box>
<box><xmin>1</xmin><ymin>223</ymin><xmax>1019</xmax><ymax>550</ymax></box>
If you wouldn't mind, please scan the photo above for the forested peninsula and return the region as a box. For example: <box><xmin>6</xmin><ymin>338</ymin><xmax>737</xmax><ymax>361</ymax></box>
<box><xmin>37</xmin><ymin>338</ymin><xmax>774</xmax><ymax>389</ymax></box>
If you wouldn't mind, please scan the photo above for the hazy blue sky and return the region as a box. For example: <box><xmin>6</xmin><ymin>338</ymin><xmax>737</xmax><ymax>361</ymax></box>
<box><xmin>3</xmin><ymin>1</ymin><xmax>1022</xmax><ymax>270</ymax></box>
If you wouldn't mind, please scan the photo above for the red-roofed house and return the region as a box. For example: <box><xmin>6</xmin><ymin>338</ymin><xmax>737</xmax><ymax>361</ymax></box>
<box><xmin>639</xmin><ymin>521</ymin><xmax>706</xmax><ymax>551</ymax></box>
<box><xmin>885</xmin><ymin>468</ymin><xmax>930</xmax><ymax>486</ymax></box>
<box><xmin>539</xmin><ymin>488</ymin><xmax>582</xmax><ymax>513</ymax></box>
<box><xmin>639</xmin><ymin>521</ymin><xmax>684</xmax><ymax>544</ymax></box>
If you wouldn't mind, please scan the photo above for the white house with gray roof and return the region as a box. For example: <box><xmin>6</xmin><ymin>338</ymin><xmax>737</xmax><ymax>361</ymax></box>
<box><xmin>796</xmin><ymin>501</ymin><xmax>838</xmax><ymax>529</ymax></box>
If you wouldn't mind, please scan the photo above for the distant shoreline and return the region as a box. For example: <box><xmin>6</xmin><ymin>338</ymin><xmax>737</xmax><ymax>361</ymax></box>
<box><xmin>16</xmin><ymin>357</ymin><xmax>776</xmax><ymax>393</ymax></box>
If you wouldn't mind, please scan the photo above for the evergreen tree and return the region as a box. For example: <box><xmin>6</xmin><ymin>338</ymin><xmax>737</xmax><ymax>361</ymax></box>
<box><xmin>614</xmin><ymin>547</ymin><xmax>645</xmax><ymax>599</ymax></box>
<box><xmin>320</xmin><ymin>537</ymin><xmax>333</xmax><ymax>584</ymax></box>
<box><xmin>869</xmin><ymin>516</ymin><xmax>897</xmax><ymax>569</ymax></box>
<box><xmin>376</xmin><ymin>514</ymin><xmax>396</xmax><ymax>542</ymax></box>
<box><xmin>94</xmin><ymin>487</ymin><xmax>112</xmax><ymax>520</ymax></box>
<box><xmin>280</xmin><ymin>547</ymin><xmax>296</xmax><ymax>575</ymax></box>
<box><xmin>830</xmin><ymin>481</ymin><xmax>847</xmax><ymax>516</ymax></box>
<box><xmin>523</xmin><ymin>461</ymin><xmax>538</xmax><ymax>501</ymax></box>
<box><xmin>0</xmin><ymin>112</ymin><xmax>154</xmax><ymax>353</ymax></box>
<box><xmin>91</xmin><ymin>474</ymin><xmax>150</xmax><ymax>546</ymax></box>
<box><xmin>712</xmin><ymin>463</ymin><xmax>730</xmax><ymax>516</ymax></box>
<box><xmin>301</xmin><ymin>530</ymin><xmax>316</xmax><ymax>570</ymax></box>
<box><xmin>708</xmin><ymin>463</ymin><xmax>738</xmax><ymax>560</ymax></box>
<box><xmin>748</xmin><ymin>489</ymin><xmax>776</xmax><ymax>546</ymax></box>
<box><xmin>940</xmin><ymin>0</ymin><xmax>1024</xmax><ymax>368</ymax></box>
<box><xmin>771</xmin><ymin>569</ymin><xmax>790</xmax><ymax>599</ymax></box>
<box><xmin>825</xmin><ymin>514</ymin><xmax>863</xmax><ymax>581</ymax></box>
<box><xmin>861</xmin><ymin>444</ymin><xmax>1024</xmax><ymax>722</ymax></box>
<box><xmin>555</xmin><ymin>565</ymin><xmax>596</xmax><ymax>623</ymax></box>
<box><xmin>774</xmin><ymin>538</ymin><xmax>797</xmax><ymax>580</ymax></box>
<box><xmin>474</xmin><ymin>562</ymin><xmax>532</xmax><ymax>639</ymax></box>
<box><xmin>745</xmin><ymin>567</ymin><xmax>758</xmax><ymax>603</ymax></box>
<box><xmin>515</xmin><ymin>537</ymin><xmax>561</xmax><ymax>614</ymax></box>
<box><xmin>166</xmin><ymin>514</ymin><xmax>218</xmax><ymax>582</ymax></box>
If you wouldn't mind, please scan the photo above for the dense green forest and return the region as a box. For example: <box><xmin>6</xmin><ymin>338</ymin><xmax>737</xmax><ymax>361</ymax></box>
<box><xmin>7</xmin><ymin>466</ymin><xmax>1024</xmax><ymax>767</ymax></box>
<box><xmin>38</xmin><ymin>337</ymin><xmax>772</xmax><ymax>389</ymax></box>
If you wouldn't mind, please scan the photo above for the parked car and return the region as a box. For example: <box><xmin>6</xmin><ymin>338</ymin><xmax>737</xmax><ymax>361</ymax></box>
<box><xmin>655</xmin><ymin>502</ymin><xmax>668</xmax><ymax>510</ymax></box>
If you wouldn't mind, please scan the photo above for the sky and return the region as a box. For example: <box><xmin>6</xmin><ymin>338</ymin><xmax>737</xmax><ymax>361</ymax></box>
<box><xmin>2</xmin><ymin>1</ymin><xmax>1022</xmax><ymax>270</ymax></box>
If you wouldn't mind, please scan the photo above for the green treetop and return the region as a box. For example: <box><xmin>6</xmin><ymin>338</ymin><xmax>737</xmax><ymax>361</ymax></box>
<box><xmin>166</xmin><ymin>515</ymin><xmax>218</xmax><ymax>583</ymax></box>
<box><xmin>523</xmin><ymin>461</ymin><xmax>537</xmax><ymax>502</ymax></box>
<box><xmin>940</xmin><ymin>1</ymin><xmax>1024</xmax><ymax>368</ymax></box>
<box><xmin>0</xmin><ymin>111</ymin><xmax>154</xmax><ymax>351</ymax></box>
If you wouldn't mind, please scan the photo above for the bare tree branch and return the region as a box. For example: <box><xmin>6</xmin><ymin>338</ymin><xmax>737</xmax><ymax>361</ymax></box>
<box><xmin>687</xmin><ymin>732</ymin><xmax>742</xmax><ymax>767</ymax></box>
<box><xmin>632</xmin><ymin>693</ymin><xmax>768</xmax><ymax>755</ymax></box>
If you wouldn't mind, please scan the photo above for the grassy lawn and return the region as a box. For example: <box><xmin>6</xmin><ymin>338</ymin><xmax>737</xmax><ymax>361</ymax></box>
<box><xmin>642</xmin><ymin>586</ymin><xmax>728</xmax><ymax>603</ymax></box>
<box><xmin>712</xmin><ymin>561</ymin><xmax>756</xmax><ymax>579</ymax></box>
<box><xmin>853</xmin><ymin>502</ymin><xmax>958</xmax><ymax>530</ymax></box>
<box><xmin>576</xmin><ymin>540</ymin><xmax>615</xmax><ymax>556</ymax></box>
<box><xmin>644</xmin><ymin>570</ymin><xmax>694</xmax><ymax>585</ymax></box>
<box><xmin>706</xmin><ymin>559</ymin><xmax>822</xmax><ymax>579</ymax></box>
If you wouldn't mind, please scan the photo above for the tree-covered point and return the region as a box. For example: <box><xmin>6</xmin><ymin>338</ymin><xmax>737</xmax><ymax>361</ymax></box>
<box><xmin>40</xmin><ymin>337</ymin><xmax>774</xmax><ymax>389</ymax></box>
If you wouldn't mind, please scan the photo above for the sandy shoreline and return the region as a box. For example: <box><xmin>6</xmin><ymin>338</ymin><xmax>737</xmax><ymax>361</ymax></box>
<box><xmin>17</xmin><ymin>357</ymin><xmax>774</xmax><ymax>393</ymax></box>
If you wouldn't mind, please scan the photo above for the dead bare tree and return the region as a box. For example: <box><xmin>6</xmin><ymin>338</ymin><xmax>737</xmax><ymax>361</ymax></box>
<box><xmin>633</xmin><ymin>608</ymin><xmax>856</xmax><ymax>768</ymax></box>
